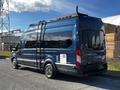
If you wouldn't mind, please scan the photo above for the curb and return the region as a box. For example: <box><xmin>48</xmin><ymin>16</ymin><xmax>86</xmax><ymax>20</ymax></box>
<box><xmin>0</xmin><ymin>56</ymin><xmax>10</xmax><ymax>61</ymax></box>
<box><xmin>0</xmin><ymin>56</ymin><xmax>6</xmax><ymax>59</ymax></box>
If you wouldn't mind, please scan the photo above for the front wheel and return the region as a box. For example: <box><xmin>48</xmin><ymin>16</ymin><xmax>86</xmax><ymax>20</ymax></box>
<box><xmin>12</xmin><ymin>58</ymin><xmax>19</xmax><ymax>69</ymax></box>
<box><xmin>44</xmin><ymin>63</ymin><xmax>56</xmax><ymax>79</ymax></box>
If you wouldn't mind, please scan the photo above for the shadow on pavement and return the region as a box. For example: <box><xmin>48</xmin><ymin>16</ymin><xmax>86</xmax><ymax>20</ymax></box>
<box><xmin>18</xmin><ymin>67</ymin><xmax>120</xmax><ymax>90</ymax></box>
<box><xmin>54</xmin><ymin>72</ymin><xmax>120</xmax><ymax>90</ymax></box>
<box><xmin>104</xmin><ymin>70</ymin><xmax>120</xmax><ymax>79</ymax></box>
<box><xmin>19</xmin><ymin>67</ymin><xmax>44</xmax><ymax>74</ymax></box>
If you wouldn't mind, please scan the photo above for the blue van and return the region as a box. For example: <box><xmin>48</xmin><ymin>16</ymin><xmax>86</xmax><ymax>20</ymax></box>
<box><xmin>11</xmin><ymin>13</ymin><xmax>107</xmax><ymax>78</ymax></box>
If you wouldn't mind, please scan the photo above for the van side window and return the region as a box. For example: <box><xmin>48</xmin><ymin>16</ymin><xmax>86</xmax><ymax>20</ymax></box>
<box><xmin>24</xmin><ymin>32</ymin><xmax>37</xmax><ymax>48</ymax></box>
<box><xmin>24</xmin><ymin>30</ymin><xmax>72</xmax><ymax>48</ymax></box>
<box><xmin>43</xmin><ymin>31</ymin><xmax>72</xmax><ymax>48</ymax></box>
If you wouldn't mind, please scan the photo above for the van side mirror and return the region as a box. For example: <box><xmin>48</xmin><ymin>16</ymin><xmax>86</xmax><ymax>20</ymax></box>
<box><xmin>11</xmin><ymin>43</ymin><xmax>22</xmax><ymax>51</ymax></box>
<box><xmin>11</xmin><ymin>47</ymin><xmax>18</xmax><ymax>51</ymax></box>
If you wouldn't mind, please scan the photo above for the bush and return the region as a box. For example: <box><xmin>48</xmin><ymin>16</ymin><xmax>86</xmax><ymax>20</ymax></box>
<box><xmin>108</xmin><ymin>60</ymin><xmax>120</xmax><ymax>71</ymax></box>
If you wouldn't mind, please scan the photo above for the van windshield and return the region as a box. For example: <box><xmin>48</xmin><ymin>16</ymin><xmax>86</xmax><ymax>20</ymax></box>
<box><xmin>82</xmin><ymin>30</ymin><xmax>104</xmax><ymax>50</ymax></box>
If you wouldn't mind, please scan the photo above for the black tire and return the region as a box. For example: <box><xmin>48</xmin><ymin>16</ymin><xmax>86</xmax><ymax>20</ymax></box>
<box><xmin>12</xmin><ymin>58</ymin><xmax>19</xmax><ymax>69</ymax></box>
<box><xmin>44</xmin><ymin>63</ymin><xmax>56</xmax><ymax>79</ymax></box>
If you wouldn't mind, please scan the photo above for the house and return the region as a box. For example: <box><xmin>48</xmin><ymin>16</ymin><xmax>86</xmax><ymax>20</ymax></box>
<box><xmin>102</xmin><ymin>15</ymin><xmax>120</xmax><ymax>59</ymax></box>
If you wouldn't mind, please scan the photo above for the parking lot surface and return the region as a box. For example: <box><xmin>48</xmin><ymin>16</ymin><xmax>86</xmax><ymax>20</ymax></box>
<box><xmin>0</xmin><ymin>59</ymin><xmax>120</xmax><ymax>90</ymax></box>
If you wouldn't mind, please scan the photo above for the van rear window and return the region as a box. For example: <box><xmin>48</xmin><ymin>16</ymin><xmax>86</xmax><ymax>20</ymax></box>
<box><xmin>82</xmin><ymin>30</ymin><xmax>104</xmax><ymax>50</ymax></box>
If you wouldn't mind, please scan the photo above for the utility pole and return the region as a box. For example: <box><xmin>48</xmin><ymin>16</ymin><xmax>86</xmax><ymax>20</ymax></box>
<box><xmin>0</xmin><ymin>0</ymin><xmax>10</xmax><ymax>51</ymax></box>
<box><xmin>0</xmin><ymin>0</ymin><xmax>10</xmax><ymax>34</ymax></box>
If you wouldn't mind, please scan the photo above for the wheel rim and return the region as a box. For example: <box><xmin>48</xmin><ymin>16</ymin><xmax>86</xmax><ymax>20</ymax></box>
<box><xmin>12</xmin><ymin>58</ymin><xmax>17</xmax><ymax>66</ymax></box>
<box><xmin>45</xmin><ymin>65</ymin><xmax>53</xmax><ymax>77</ymax></box>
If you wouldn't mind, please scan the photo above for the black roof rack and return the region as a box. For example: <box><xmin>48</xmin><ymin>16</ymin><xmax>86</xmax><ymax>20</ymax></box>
<box><xmin>46</xmin><ymin>6</ymin><xmax>88</xmax><ymax>23</ymax></box>
<box><xmin>47</xmin><ymin>13</ymin><xmax>78</xmax><ymax>23</ymax></box>
<box><xmin>47</xmin><ymin>13</ymin><xmax>88</xmax><ymax>23</ymax></box>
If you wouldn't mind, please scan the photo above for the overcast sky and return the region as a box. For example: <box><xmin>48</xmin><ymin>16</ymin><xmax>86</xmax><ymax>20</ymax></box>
<box><xmin>9</xmin><ymin>0</ymin><xmax>120</xmax><ymax>30</ymax></box>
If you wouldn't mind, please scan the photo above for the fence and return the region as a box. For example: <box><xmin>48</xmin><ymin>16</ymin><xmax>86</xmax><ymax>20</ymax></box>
<box><xmin>0</xmin><ymin>35</ymin><xmax>20</xmax><ymax>51</ymax></box>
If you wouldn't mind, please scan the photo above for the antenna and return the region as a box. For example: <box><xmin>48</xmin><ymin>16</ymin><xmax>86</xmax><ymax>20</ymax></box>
<box><xmin>76</xmin><ymin>6</ymin><xmax>88</xmax><ymax>16</ymax></box>
<box><xmin>76</xmin><ymin>6</ymin><xmax>79</xmax><ymax>15</ymax></box>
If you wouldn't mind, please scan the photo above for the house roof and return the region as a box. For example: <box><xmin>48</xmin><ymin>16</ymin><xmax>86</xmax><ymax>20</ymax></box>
<box><xmin>102</xmin><ymin>15</ymin><xmax>120</xmax><ymax>26</ymax></box>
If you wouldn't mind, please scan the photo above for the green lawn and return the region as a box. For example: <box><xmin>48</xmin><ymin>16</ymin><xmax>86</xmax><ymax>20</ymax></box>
<box><xmin>108</xmin><ymin>59</ymin><xmax>120</xmax><ymax>71</ymax></box>
<box><xmin>0</xmin><ymin>51</ymin><xmax>11</xmax><ymax>58</ymax></box>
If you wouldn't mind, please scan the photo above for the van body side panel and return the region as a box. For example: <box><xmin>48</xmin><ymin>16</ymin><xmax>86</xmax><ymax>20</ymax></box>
<box><xmin>17</xmin><ymin>49</ymin><xmax>37</xmax><ymax>67</ymax></box>
<box><xmin>44</xmin><ymin>18</ymin><xmax>78</xmax><ymax>72</ymax></box>
<box><xmin>17</xmin><ymin>30</ymin><xmax>38</xmax><ymax>67</ymax></box>
<box><xmin>16</xmin><ymin>17</ymin><xmax>78</xmax><ymax>69</ymax></box>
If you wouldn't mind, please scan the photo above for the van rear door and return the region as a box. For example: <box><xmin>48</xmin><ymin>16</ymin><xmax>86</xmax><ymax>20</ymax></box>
<box><xmin>80</xmin><ymin>30</ymin><xmax>106</xmax><ymax>72</ymax></box>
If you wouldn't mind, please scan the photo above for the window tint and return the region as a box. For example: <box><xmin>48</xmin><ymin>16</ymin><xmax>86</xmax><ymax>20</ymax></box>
<box><xmin>25</xmin><ymin>41</ymin><xmax>36</xmax><ymax>48</ymax></box>
<box><xmin>24</xmin><ymin>30</ymin><xmax>72</xmax><ymax>48</ymax></box>
<box><xmin>43</xmin><ymin>31</ymin><xmax>72</xmax><ymax>48</ymax></box>
<box><xmin>24</xmin><ymin>32</ymin><xmax>37</xmax><ymax>41</ymax></box>
<box><xmin>24</xmin><ymin>31</ymin><xmax>37</xmax><ymax>48</ymax></box>
<box><xmin>82</xmin><ymin>30</ymin><xmax>104</xmax><ymax>50</ymax></box>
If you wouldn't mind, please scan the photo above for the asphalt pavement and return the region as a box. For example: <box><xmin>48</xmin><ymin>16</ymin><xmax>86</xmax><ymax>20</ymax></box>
<box><xmin>0</xmin><ymin>59</ymin><xmax>120</xmax><ymax>90</ymax></box>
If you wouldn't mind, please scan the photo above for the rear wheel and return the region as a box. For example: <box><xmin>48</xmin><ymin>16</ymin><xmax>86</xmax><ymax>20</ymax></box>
<box><xmin>44</xmin><ymin>63</ymin><xmax>56</xmax><ymax>79</ymax></box>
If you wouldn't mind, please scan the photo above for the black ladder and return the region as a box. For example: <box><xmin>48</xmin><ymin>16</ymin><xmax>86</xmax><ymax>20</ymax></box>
<box><xmin>36</xmin><ymin>20</ymin><xmax>47</xmax><ymax>69</ymax></box>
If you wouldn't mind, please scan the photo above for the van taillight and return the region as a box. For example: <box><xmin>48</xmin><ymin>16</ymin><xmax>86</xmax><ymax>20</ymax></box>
<box><xmin>76</xmin><ymin>49</ymin><xmax>81</xmax><ymax>66</ymax></box>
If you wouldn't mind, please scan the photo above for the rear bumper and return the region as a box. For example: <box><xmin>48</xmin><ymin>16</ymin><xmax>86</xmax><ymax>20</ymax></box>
<box><xmin>57</xmin><ymin>63</ymin><xmax>107</xmax><ymax>77</ymax></box>
<box><xmin>75</xmin><ymin>62</ymin><xmax>107</xmax><ymax>76</ymax></box>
